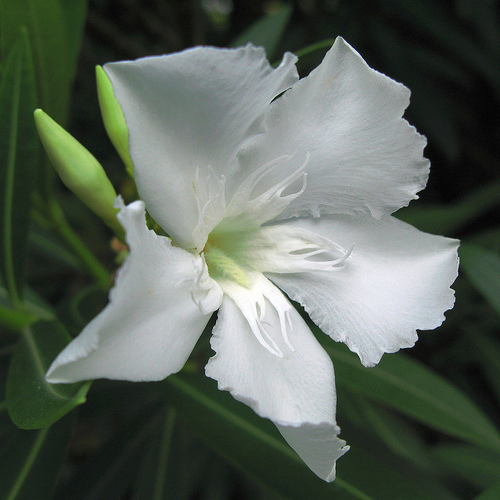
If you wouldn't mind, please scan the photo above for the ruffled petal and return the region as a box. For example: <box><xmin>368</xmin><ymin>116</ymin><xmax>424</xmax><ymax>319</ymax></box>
<box><xmin>236</xmin><ymin>37</ymin><xmax>429</xmax><ymax>221</ymax></box>
<box><xmin>104</xmin><ymin>46</ymin><xmax>298</xmax><ymax>250</ymax></box>
<box><xmin>46</xmin><ymin>199</ymin><xmax>219</xmax><ymax>383</ymax></box>
<box><xmin>266</xmin><ymin>215</ymin><xmax>459</xmax><ymax>367</ymax></box>
<box><xmin>205</xmin><ymin>281</ymin><xmax>348</xmax><ymax>481</ymax></box>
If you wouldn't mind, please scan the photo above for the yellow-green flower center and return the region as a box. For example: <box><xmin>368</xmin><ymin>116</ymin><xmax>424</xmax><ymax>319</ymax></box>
<box><xmin>204</xmin><ymin>241</ymin><xmax>251</xmax><ymax>288</ymax></box>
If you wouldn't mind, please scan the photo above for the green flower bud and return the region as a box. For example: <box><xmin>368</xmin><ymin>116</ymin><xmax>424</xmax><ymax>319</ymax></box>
<box><xmin>96</xmin><ymin>65</ymin><xmax>134</xmax><ymax>177</ymax></box>
<box><xmin>34</xmin><ymin>109</ymin><xmax>122</xmax><ymax>235</ymax></box>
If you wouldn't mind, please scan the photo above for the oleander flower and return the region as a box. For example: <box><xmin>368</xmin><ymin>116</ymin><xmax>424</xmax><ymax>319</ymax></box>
<box><xmin>46</xmin><ymin>37</ymin><xmax>459</xmax><ymax>481</ymax></box>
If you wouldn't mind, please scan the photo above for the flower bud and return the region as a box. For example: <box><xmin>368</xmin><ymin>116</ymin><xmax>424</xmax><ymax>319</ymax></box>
<box><xmin>34</xmin><ymin>109</ymin><xmax>122</xmax><ymax>235</ymax></box>
<box><xmin>96</xmin><ymin>65</ymin><xmax>134</xmax><ymax>177</ymax></box>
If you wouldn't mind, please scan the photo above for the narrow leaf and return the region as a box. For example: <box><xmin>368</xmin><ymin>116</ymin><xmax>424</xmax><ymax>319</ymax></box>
<box><xmin>163</xmin><ymin>371</ymin><xmax>456</xmax><ymax>500</ymax></box>
<box><xmin>0</xmin><ymin>412</ymin><xmax>76</xmax><ymax>500</ymax></box>
<box><xmin>0</xmin><ymin>0</ymin><xmax>87</xmax><ymax>123</ymax></box>
<box><xmin>430</xmin><ymin>444</ymin><xmax>500</xmax><ymax>489</ymax></box>
<box><xmin>475</xmin><ymin>481</ymin><xmax>500</xmax><ymax>500</ymax></box>
<box><xmin>231</xmin><ymin>4</ymin><xmax>292</xmax><ymax>60</ymax></box>
<box><xmin>0</xmin><ymin>31</ymin><xmax>38</xmax><ymax>305</ymax></box>
<box><xmin>6</xmin><ymin>319</ymin><xmax>90</xmax><ymax>429</ymax></box>
<box><xmin>462</xmin><ymin>326</ymin><xmax>500</xmax><ymax>402</ymax></box>
<box><xmin>55</xmin><ymin>408</ymin><xmax>161</xmax><ymax>500</ymax></box>
<box><xmin>397</xmin><ymin>178</ymin><xmax>500</xmax><ymax>236</ymax></box>
<box><xmin>459</xmin><ymin>243</ymin><xmax>500</xmax><ymax>316</ymax></box>
<box><xmin>322</xmin><ymin>340</ymin><xmax>500</xmax><ymax>454</ymax></box>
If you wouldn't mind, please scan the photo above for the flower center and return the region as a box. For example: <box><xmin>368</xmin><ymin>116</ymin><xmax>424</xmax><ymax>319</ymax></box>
<box><xmin>204</xmin><ymin>242</ymin><xmax>251</xmax><ymax>288</ymax></box>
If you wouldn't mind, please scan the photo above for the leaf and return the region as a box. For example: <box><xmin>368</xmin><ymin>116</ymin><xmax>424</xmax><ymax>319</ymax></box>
<box><xmin>0</xmin><ymin>412</ymin><xmax>76</xmax><ymax>500</ymax></box>
<box><xmin>163</xmin><ymin>371</ymin><xmax>456</xmax><ymax>500</ymax></box>
<box><xmin>396</xmin><ymin>178</ymin><xmax>500</xmax><ymax>236</ymax></box>
<box><xmin>230</xmin><ymin>4</ymin><xmax>292</xmax><ymax>60</ymax></box>
<box><xmin>6</xmin><ymin>319</ymin><xmax>90</xmax><ymax>429</ymax></box>
<box><xmin>55</xmin><ymin>406</ymin><xmax>161</xmax><ymax>500</ymax></box>
<box><xmin>29</xmin><ymin>223</ymin><xmax>82</xmax><ymax>272</ymax></box>
<box><xmin>346</xmin><ymin>399</ymin><xmax>433</xmax><ymax>472</ymax></box>
<box><xmin>459</xmin><ymin>243</ymin><xmax>500</xmax><ymax>316</ymax></box>
<box><xmin>430</xmin><ymin>443</ymin><xmax>500</xmax><ymax>489</ymax></box>
<box><xmin>0</xmin><ymin>275</ymin><xmax>55</xmax><ymax>331</ymax></box>
<box><xmin>321</xmin><ymin>340</ymin><xmax>500</xmax><ymax>454</ymax></box>
<box><xmin>378</xmin><ymin>0</ymin><xmax>500</xmax><ymax>97</ymax></box>
<box><xmin>462</xmin><ymin>326</ymin><xmax>500</xmax><ymax>402</ymax></box>
<box><xmin>0</xmin><ymin>31</ymin><xmax>38</xmax><ymax>306</ymax></box>
<box><xmin>130</xmin><ymin>407</ymin><xmax>176</xmax><ymax>500</ymax></box>
<box><xmin>0</xmin><ymin>0</ymin><xmax>88</xmax><ymax>123</ymax></box>
<box><xmin>475</xmin><ymin>481</ymin><xmax>500</xmax><ymax>500</ymax></box>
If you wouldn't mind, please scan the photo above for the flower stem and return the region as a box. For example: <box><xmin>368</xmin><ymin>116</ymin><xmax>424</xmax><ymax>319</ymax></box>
<box><xmin>48</xmin><ymin>200</ymin><xmax>111</xmax><ymax>289</ymax></box>
<box><xmin>153</xmin><ymin>407</ymin><xmax>177</xmax><ymax>500</ymax></box>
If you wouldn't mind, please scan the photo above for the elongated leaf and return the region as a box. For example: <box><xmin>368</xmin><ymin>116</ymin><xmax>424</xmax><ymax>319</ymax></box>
<box><xmin>6</xmin><ymin>319</ymin><xmax>90</xmax><ymax>429</ymax></box>
<box><xmin>459</xmin><ymin>243</ymin><xmax>500</xmax><ymax>316</ymax></box>
<box><xmin>475</xmin><ymin>481</ymin><xmax>500</xmax><ymax>500</ymax></box>
<box><xmin>430</xmin><ymin>444</ymin><xmax>500</xmax><ymax>489</ymax></box>
<box><xmin>321</xmin><ymin>340</ymin><xmax>500</xmax><ymax>454</ymax></box>
<box><xmin>0</xmin><ymin>412</ymin><xmax>76</xmax><ymax>500</ymax></box>
<box><xmin>163</xmin><ymin>372</ymin><xmax>456</xmax><ymax>500</ymax></box>
<box><xmin>130</xmin><ymin>407</ymin><xmax>176</xmax><ymax>500</ymax></box>
<box><xmin>397</xmin><ymin>178</ymin><xmax>500</xmax><ymax>235</ymax></box>
<box><xmin>0</xmin><ymin>0</ymin><xmax>87</xmax><ymax>123</ymax></box>
<box><xmin>29</xmin><ymin>223</ymin><xmax>82</xmax><ymax>272</ymax></box>
<box><xmin>55</xmin><ymin>407</ymin><xmax>161</xmax><ymax>500</ymax></box>
<box><xmin>231</xmin><ymin>4</ymin><xmax>292</xmax><ymax>60</ymax></box>
<box><xmin>462</xmin><ymin>326</ymin><xmax>500</xmax><ymax>402</ymax></box>
<box><xmin>379</xmin><ymin>0</ymin><xmax>500</xmax><ymax>96</ymax></box>
<box><xmin>0</xmin><ymin>275</ymin><xmax>55</xmax><ymax>331</ymax></box>
<box><xmin>0</xmin><ymin>31</ymin><xmax>38</xmax><ymax>306</ymax></box>
<box><xmin>347</xmin><ymin>399</ymin><xmax>432</xmax><ymax>472</ymax></box>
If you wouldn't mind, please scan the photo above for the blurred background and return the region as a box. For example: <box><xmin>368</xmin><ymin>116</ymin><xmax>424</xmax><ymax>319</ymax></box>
<box><xmin>1</xmin><ymin>1</ymin><xmax>500</xmax><ymax>499</ymax></box>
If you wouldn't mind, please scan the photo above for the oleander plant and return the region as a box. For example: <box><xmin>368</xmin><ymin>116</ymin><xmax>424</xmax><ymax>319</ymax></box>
<box><xmin>1</xmin><ymin>1</ymin><xmax>499</xmax><ymax>499</ymax></box>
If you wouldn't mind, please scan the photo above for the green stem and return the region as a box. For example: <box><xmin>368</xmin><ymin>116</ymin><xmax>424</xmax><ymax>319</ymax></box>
<box><xmin>153</xmin><ymin>408</ymin><xmax>177</xmax><ymax>500</ymax></box>
<box><xmin>6</xmin><ymin>427</ymin><xmax>50</xmax><ymax>500</ymax></box>
<box><xmin>294</xmin><ymin>39</ymin><xmax>336</xmax><ymax>60</ymax></box>
<box><xmin>48</xmin><ymin>200</ymin><xmax>110</xmax><ymax>289</ymax></box>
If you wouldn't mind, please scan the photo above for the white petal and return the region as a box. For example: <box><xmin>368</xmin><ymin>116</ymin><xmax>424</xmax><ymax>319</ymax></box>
<box><xmin>205</xmin><ymin>284</ymin><xmax>348</xmax><ymax>481</ymax></box>
<box><xmin>267</xmin><ymin>215</ymin><xmax>459</xmax><ymax>367</ymax></box>
<box><xmin>104</xmin><ymin>46</ymin><xmax>298</xmax><ymax>250</ymax></box>
<box><xmin>237</xmin><ymin>37</ymin><xmax>429</xmax><ymax>221</ymax></box>
<box><xmin>46</xmin><ymin>199</ymin><xmax>218</xmax><ymax>383</ymax></box>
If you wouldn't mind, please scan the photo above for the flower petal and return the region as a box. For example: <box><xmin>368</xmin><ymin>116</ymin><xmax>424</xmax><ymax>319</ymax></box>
<box><xmin>46</xmin><ymin>199</ymin><xmax>218</xmax><ymax>383</ymax></box>
<box><xmin>237</xmin><ymin>37</ymin><xmax>429</xmax><ymax>221</ymax></box>
<box><xmin>104</xmin><ymin>46</ymin><xmax>298</xmax><ymax>250</ymax></box>
<box><xmin>266</xmin><ymin>215</ymin><xmax>459</xmax><ymax>367</ymax></box>
<box><xmin>205</xmin><ymin>283</ymin><xmax>348</xmax><ymax>481</ymax></box>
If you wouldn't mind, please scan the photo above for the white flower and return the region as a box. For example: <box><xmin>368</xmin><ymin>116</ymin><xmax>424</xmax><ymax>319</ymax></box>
<box><xmin>46</xmin><ymin>38</ymin><xmax>459</xmax><ymax>481</ymax></box>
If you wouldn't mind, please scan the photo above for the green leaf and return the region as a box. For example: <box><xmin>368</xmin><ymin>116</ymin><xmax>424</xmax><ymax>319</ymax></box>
<box><xmin>475</xmin><ymin>481</ymin><xmax>500</xmax><ymax>500</ymax></box>
<box><xmin>29</xmin><ymin>223</ymin><xmax>82</xmax><ymax>272</ymax></box>
<box><xmin>163</xmin><ymin>372</ymin><xmax>456</xmax><ymax>500</ymax></box>
<box><xmin>459</xmin><ymin>243</ymin><xmax>500</xmax><ymax>316</ymax></box>
<box><xmin>55</xmin><ymin>406</ymin><xmax>161</xmax><ymax>500</ymax></box>
<box><xmin>130</xmin><ymin>407</ymin><xmax>176</xmax><ymax>500</ymax></box>
<box><xmin>430</xmin><ymin>443</ymin><xmax>500</xmax><ymax>489</ymax></box>
<box><xmin>0</xmin><ymin>275</ymin><xmax>55</xmax><ymax>331</ymax></box>
<box><xmin>230</xmin><ymin>4</ymin><xmax>292</xmax><ymax>60</ymax></box>
<box><xmin>6</xmin><ymin>319</ymin><xmax>90</xmax><ymax>429</ymax></box>
<box><xmin>347</xmin><ymin>399</ymin><xmax>432</xmax><ymax>472</ymax></box>
<box><xmin>462</xmin><ymin>326</ymin><xmax>500</xmax><ymax>402</ymax></box>
<box><xmin>396</xmin><ymin>178</ymin><xmax>500</xmax><ymax>236</ymax></box>
<box><xmin>0</xmin><ymin>0</ymin><xmax>88</xmax><ymax>123</ymax></box>
<box><xmin>0</xmin><ymin>31</ymin><xmax>38</xmax><ymax>306</ymax></box>
<box><xmin>322</xmin><ymin>340</ymin><xmax>500</xmax><ymax>454</ymax></box>
<box><xmin>0</xmin><ymin>412</ymin><xmax>76</xmax><ymax>500</ymax></box>
<box><xmin>378</xmin><ymin>0</ymin><xmax>500</xmax><ymax>97</ymax></box>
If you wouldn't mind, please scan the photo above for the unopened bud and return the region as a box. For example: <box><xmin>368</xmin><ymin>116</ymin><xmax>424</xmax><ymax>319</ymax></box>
<box><xmin>96</xmin><ymin>65</ymin><xmax>134</xmax><ymax>177</ymax></box>
<box><xmin>34</xmin><ymin>109</ymin><xmax>122</xmax><ymax>235</ymax></box>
